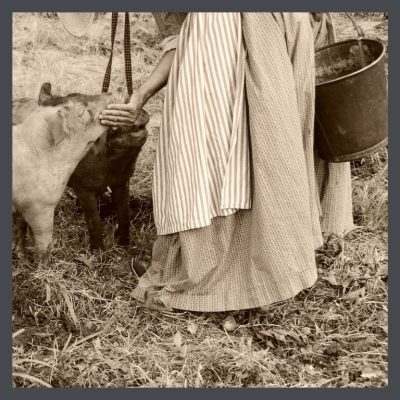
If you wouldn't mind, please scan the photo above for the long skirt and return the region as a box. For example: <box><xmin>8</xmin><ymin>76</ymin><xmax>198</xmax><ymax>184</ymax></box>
<box><xmin>132</xmin><ymin>13</ymin><xmax>354</xmax><ymax>312</ymax></box>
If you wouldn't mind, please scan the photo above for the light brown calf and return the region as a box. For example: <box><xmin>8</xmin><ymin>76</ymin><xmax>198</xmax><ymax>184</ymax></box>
<box><xmin>12</xmin><ymin>84</ymin><xmax>126</xmax><ymax>266</ymax></box>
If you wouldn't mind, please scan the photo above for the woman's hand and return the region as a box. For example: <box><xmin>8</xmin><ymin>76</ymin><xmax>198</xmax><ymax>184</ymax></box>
<box><xmin>99</xmin><ymin>91</ymin><xmax>147</xmax><ymax>127</ymax></box>
<box><xmin>100</xmin><ymin>48</ymin><xmax>176</xmax><ymax>127</ymax></box>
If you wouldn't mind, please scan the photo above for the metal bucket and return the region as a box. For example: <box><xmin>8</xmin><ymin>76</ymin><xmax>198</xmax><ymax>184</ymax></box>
<box><xmin>314</xmin><ymin>15</ymin><xmax>388</xmax><ymax>162</ymax></box>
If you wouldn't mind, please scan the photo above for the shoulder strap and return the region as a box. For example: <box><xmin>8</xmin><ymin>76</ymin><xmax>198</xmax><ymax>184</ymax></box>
<box><xmin>102</xmin><ymin>12</ymin><xmax>133</xmax><ymax>97</ymax></box>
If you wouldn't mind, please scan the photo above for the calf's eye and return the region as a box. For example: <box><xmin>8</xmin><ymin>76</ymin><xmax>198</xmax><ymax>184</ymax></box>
<box><xmin>77</xmin><ymin>109</ymin><xmax>93</xmax><ymax>124</ymax></box>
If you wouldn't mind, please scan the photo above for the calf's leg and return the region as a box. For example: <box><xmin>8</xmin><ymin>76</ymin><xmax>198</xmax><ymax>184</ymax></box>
<box><xmin>111</xmin><ymin>182</ymin><xmax>130</xmax><ymax>247</ymax></box>
<box><xmin>23</xmin><ymin>206</ymin><xmax>55</xmax><ymax>268</ymax></box>
<box><xmin>75</xmin><ymin>189</ymin><xmax>104</xmax><ymax>250</ymax></box>
<box><xmin>13</xmin><ymin>212</ymin><xmax>28</xmax><ymax>259</ymax></box>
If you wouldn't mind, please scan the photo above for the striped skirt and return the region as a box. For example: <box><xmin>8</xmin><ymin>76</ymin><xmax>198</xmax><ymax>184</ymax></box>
<box><xmin>153</xmin><ymin>13</ymin><xmax>251</xmax><ymax>235</ymax></box>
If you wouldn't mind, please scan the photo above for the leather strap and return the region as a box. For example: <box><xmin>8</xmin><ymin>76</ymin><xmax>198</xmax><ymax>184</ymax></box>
<box><xmin>102</xmin><ymin>12</ymin><xmax>133</xmax><ymax>96</ymax></box>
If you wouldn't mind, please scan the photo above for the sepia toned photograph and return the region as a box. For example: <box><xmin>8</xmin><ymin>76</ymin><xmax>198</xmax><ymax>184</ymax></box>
<box><xmin>12</xmin><ymin>11</ymin><xmax>388</xmax><ymax>388</ymax></box>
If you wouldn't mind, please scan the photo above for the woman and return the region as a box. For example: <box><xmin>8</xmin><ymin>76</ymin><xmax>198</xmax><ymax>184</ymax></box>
<box><xmin>100</xmin><ymin>13</ymin><xmax>354</xmax><ymax>312</ymax></box>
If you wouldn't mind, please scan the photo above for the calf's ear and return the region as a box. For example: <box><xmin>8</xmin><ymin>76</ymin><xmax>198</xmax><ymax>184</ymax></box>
<box><xmin>45</xmin><ymin>108</ymin><xmax>70</xmax><ymax>146</ymax></box>
<box><xmin>38</xmin><ymin>82</ymin><xmax>53</xmax><ymax>105</ymax></box>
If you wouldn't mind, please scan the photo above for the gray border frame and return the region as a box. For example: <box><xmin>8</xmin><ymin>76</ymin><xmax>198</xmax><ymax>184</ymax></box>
<box><xmin>1</xmin><ymin>0</ymin><xmax>398</xmax><ymax>399</ymax></box>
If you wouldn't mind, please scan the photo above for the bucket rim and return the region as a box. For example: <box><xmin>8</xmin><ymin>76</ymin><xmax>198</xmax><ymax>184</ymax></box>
<box><xmin>317</xmin><ymin>137</ymin><xmax>388</xmax><ymax>163</ymax></box>
<box><xmin>315</xmin><ymin>38</ymin><xmax>386</xmax><ymax>87</ymax></box>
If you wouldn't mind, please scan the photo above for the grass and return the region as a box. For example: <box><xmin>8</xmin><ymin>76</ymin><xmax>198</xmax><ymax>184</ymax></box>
<box><xmin>12</xmin><ymin>12</ymin><xmax>388</xmax><ymax>388</ymax></box>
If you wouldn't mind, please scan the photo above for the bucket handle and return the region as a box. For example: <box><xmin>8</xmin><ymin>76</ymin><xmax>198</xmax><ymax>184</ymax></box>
<box><xmin>345</xmin><ymin>12</ymin><xmax>365</xmax><ymax>38</ymax></box>
<box><xmin>344</xmin><ymin>13</ymin><xmax>369</xmax><ymax>67</ymax></box>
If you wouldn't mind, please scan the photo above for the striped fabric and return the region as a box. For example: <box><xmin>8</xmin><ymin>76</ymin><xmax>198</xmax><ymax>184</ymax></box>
<box><xmin>132</xmin><ymin>13</ymin><xmax>355</xmax><ymax>312</ymax></box>
<box><xmin>153</xmin><ymin>13</ymin><xmax>251</xmax><ymax>235</ymax></box>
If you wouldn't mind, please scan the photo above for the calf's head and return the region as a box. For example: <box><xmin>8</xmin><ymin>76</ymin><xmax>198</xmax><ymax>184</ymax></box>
<box><xmin>36</xmin><ymin>83</ymin><xmax>127</xmax><ymax>147</ymax></box>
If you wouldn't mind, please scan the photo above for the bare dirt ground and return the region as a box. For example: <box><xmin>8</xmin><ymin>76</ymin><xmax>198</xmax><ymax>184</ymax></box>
<box><xmin>12</xmin><ymin>12</ymin><xmax>388</xmax><ymax>388</ymax></box>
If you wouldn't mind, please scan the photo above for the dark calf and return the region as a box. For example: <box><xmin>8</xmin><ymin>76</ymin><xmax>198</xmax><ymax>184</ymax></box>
<box><xmin>68</xmin><ymin>112</ymin><xmax>149</xmax><ymax>250</ymax></box>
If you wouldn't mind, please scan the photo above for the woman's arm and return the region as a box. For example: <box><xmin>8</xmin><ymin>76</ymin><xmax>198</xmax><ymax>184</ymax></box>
<box><xmin>136</xmin><ymin>48</ymin><xmax>176</xmax><ymax>106</ymax></box>
<box><xmin>99</xmin><ymin>49</ymin><xmax>176</xmax><ymax>127</ymax></box>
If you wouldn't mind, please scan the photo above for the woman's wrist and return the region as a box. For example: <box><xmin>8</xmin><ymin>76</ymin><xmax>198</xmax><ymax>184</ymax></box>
<box><xmin>135</xmin><ymin>86</ymin><xmax>153</xmax><ymax>107</ymax></box>
<box><xmin>129</xmin><ymin>89</ymin><xmax>147</xmax><ymax>109</ymax></box>
<box><xmin>131</xmin><ymin>49</ymin><xmax>176</xmax><ymax>108</ymax></box>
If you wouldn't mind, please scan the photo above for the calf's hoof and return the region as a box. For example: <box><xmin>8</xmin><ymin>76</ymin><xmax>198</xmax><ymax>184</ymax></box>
<box><xmin>13</xmin><ymin>243</ymin><xmax>26</xmax><ymax>260</ymax></box>
<box><xmin>115</xmin><ymin>228</ymin><xmax>130</xmax><ymax>247</ymax></box>
<box><xmin>116</xmin><ymin>237</ymin><xmax>130</xmax><ymax>247</ymax></box>
<box><xmin>37</xmin><ymin>251</ymin><xmax>50</xmax><ymax>268</ymax></box>
<box><xmin>89</xmin><ymin>241</ymin><xmax>105</xmax><ymax>252</ymax></box>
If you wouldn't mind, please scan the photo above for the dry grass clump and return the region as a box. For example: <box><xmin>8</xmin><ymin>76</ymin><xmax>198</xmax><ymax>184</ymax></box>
<box><xmin>351</xmin><ymin>148</ymin><xmax>388</xmax><ymax>230</ymax></box>
<box><xmin>12</xmin><ymin>12</ymin><xmax>388</xmax><ymax>388</ymax></box>
<box><xmin>12</xmin><ymin>225</ymin><xmax>388</xmax><ymax>387</ymax></box>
